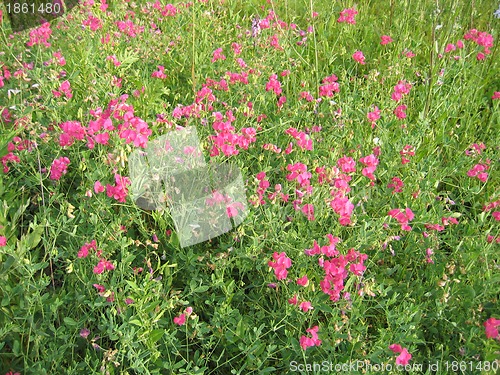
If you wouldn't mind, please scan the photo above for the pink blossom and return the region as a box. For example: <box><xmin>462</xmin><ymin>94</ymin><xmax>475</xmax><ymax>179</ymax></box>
<box><xmin>106</xmin><ymin>173</ymin><xmax>131</xmax><ymax>203</ymax></box>
<box><xmin>394</xmin><ymin>104</ymin><xmax>407</xmax><ymax>119</ymax></box>
<box><xmin>492</xmin><ymin>92</ymin><xmax>500</xmax><ymax>100</ymax></box>
<box><xmin>484</xmin><ymin>317</ymin><xmax>500</xmax><ymax>339</ymax></box>
<box><xmin>288</xmin><ymin>295</ymin><xmax>298</xmax><ymax>305</ymax></box>
<box><xmin>297</xmin><ymin>275</ymin><xmax>309</xmax><ymax>287</ymax></box>
<box><xmin>366</xmin><ymin>106</ymin><xmax>380</xmax><ymax>128</ymax></box>
<box><xmin>396</xmin><ymin>348</ymin><xmax>412</xmax><ymax>365</ymax></box>
<box><xmin>387</xmin><ymin>177</ymin><xmax>404</xmax><ymax>193</ymax></box>
<box><xmin>0</xmin><ymin>236</ymin><xmax>7</xmax><ymax>246</ymax></box>
<box><xmin>492</xmin><ymin>212</ymin><xmax>500</xmax><ymax>221</ymax></box>
<box><xmin>380</xmin><ymin>35</ymin><xmax>393</xmax><ymax>45</ymax></box>
<box><xmin>337</xmin><ymin>8</ymin><xmax>357</xmax><ymax>24</ymax></box>
<box><xmin>211</xmin><ymin>48</ymin><xmax>226</xmax><ymax>63</ymax></box>
<box><xmin>300</xmin><ymin>326</ymin><xmax>322</xmax><ymax>350</ymax></box>
<box><xmin>299</xmin><ymin>301</ymin><xmax>313</xmax><ymax>312</ymax></box>
<box><xmin>93</xmin><ymin>258</ymin><xmax>114</xmax><ymax>274</ymax></box>
<box><xmin>78</xmin><ymin>240</ymin><xmax>97</xmax><ymax>258</ymax></box>
<box><xmin>352</xmin><ymin>51</ymin><xmax>366</xmax><ymax>64</ymax></box>
<box><xmin>151</xmin><ymin>65</ymin><xmax>167</xmax><ymax>79</ymax></box>
<box><xmin>268</xmin><ymin>252</ymin><xmax>292</xmax><ymax>280</ymax></box>
<box><xmin>359</xmin><ymin>154</ymin><xmax>379</xmax><ymax>181</ymax></box>
<box><xmin>265</xmin><ymin>74</ymin><xmax>282</xmax><ymax>95</ymax></box>
<box><xmin>174</xmin><ymin>313</ymin><xmax>186</xmax><ymax>326</ymax></box>
<box><xmin>50</xmin><ymin>157</ymin><xmax>70</xmax><ymax>180</ymax></box>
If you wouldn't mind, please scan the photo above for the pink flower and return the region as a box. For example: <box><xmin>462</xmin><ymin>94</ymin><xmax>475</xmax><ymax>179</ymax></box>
<box><xmin>93</xmin><ymin>258</ymin><xmax>114</xmax><ymax>274</ymax></box>
<box><xmin>359</xmin><ymin>154</ymin><xmax>379</xmax><ymax>181</ymax></box>
<box><xmin>352</xmin><ymin>51</ymin><xmax>366</xmax><ymax>65</ymax></box>
<box><xmin>492</xmin><ymin>212</ymin><xmax>500</xmax><ymax>221</ymax></box>
<box><xmin>492</xmin><ymin>92</ymin><xmax>500</xmax><ymax>100</ymax></box>
<box><xmin>387</xmin><ymin>177</ymin><xmax>404</xmax><ymax>193</ymax></box>
<box><xmin>80</xmin><ymin>328</ymin><xmax>90</xmax><ymax>339</ymax></box>
<box><xmin>265</xmin><ymin>74</ymin><xmax>282</xmax><ymax>95</ymax></box>
<box><xmin>78</xmin><ymin>240</ymin><xmax>97</xmax><ymax>258</ymax></box>
<box><xmin>380</xmin><ymin>35</ymin><xmax>393</xmax><ymax>45</ymax></box>
<box><xmin>388</xmin><ymin>208</ymin><xmax>414</xmax><ymax>231</ymax></box>
<box><xmin>50</xmin><ymin>157</ymin><xmax>70</xmax><ymax>180</ymax></box>
<box><xmin>288</xmin><ymin>295</ymin><xmax>298</xmax><ymax>305</ymax></box>
<box><xmin>484</xmin><ymin>317</ymin><xmax>500</xmax><ymax>339</ymax></box>
<box><xmin>367</xmin><ymin>106</ymin><xmax>380</xmax><ymax>128</ymax></box>
<box><xmin>396</xmin><ymin>348</ymin><xmax>412</xmax><ymax>365</ymax></box>
<box><xmin>211</xmin><ymin>48</ymin><xmax>226</xmax><ymax>63</ymax></box>
<box><xmin>337</xmin><ymin>156</ymin><xmax>356</xmax><ymax>173</ymax></box>
<box><xmin>94</xmin><ymin>180</ymin><xmax>105</xmax><ymax>193</ymax></box>
<box><xmin>0</xmin><ymin>236</ymin><xmax>6</xmax><ymax>246</ymax></box>
<box><xmin>296</xmin><ymin>275</ymin><xmax>309</xmax><ymax>287</ymax></box>
<box><xmin>299</xmin><ymin>301</ymin><xmax>313</xmax><ymax>312</ymax></box>
<box><xmin>268</xmin><ymin>252</ymin><xmax>292</xmax><ymax>280</ymax></box>
<box><xmin>300</xmin><ymin>326</ymin><xmax>322</xmax><ymax>350</ymax></box>
<box><xmin>301</xmin><ymin>204</ymin><xmax>315</xmax><ymax>221</ymax></box>
<box><xmin>174</xmin><ymin>313</ymin><xmax>186</xmax><ymax>326</ymax></box>
<box><xmin>151</xmin><ymin>65</ymin><xmax>167</xmax><ymax>79</ymax></box>
<box><xmin>337</xmin><ymin>8</ymin><xmax>357</xmax><ymax>24</ymax></box>
<box><xmin>106</xmin><ymin>174</ymin><xmax>131</xmax><ymax>203</ymax></box>
<box><xmin>394</xmin><ymin>104</ymin><xmax>407</xmax><ymax>119</ymax></box>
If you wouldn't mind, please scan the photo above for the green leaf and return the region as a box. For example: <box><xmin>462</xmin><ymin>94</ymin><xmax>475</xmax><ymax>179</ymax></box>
<box><xmin>63</xmin><ymin>317</ymin><xmax>78</xmax><ymax>326</ymax></box>
<box><xmin>149</xmin><ymin>329</ymin><xmax>164</xmax><ymax>344</ymax></box>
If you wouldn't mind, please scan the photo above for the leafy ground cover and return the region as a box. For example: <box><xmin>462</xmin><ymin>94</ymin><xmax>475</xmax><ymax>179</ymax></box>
<box><xmin>0</xmin><ymin>0</ymin><xmax>499</xmax><ymax>374</ymax></box>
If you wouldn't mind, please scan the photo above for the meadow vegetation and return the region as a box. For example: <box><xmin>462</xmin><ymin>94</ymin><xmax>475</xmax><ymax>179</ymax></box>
<box><xmin>0</xmin><ymin>0</ymin><xmax>499</xmax><ymax>373</ymax></box>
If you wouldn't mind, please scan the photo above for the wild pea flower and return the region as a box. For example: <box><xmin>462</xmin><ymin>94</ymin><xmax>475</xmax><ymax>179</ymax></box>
<box><xmin>425</xmin><ymin>248</ymin><xmax>434</xmax><ymax>264</ymax></box>
<box><xmin>151</xmin><ymin>65</ymin><xmax>167</xmax><ymax>79</ymax></box>
<box><xmin>296</xmin><ymin>275</ymin><xmax>309</xmax><ymax>287</ymax></box>
<box><xmin>78</xmin><ymin>240</ymin><xmax>97</xmax><ymax>258</ymax></box>
<box><xmin>211</xmin><ymin>48</ymin><xmax>226</xmax><ymax>63</ymax></box>
<box><xmin>367</xmin><ymin>106</ymin><xmax>380</xmax><ymax>128</ymax></box>
<box><xmin>173</xmin><ymin>313</ymin><xmax>186</xmax><ymax>326</ymax></box>
<box><xmin>268</xmin><ymin>252</ymin><xmax>292</xmax><ymax>280</ymax></box>
<box><xmin>492</xmin><ymin>212</ymin><xmax>500</xmax><ymax>221</ymax></box>
<box><xmin>400</xmin><ymin>145</ymin><xmax>415</xmax><ymax>164</ymax></box>
<box><xmin>82</xmin><ymin>14</ymin><xmax>102</xmax><ymax>31</ymax></box>
<box><xmin>388</xmin><ymin>208</ymin><xmax>414</xmax><ymax>231</ymax></box>
<box><xmin>93</xmin><ymin>258</ymin><xmax>114</xmax><ymax>274</ymax></box>
<box><xmin>394</xmin><ymin>104</ymin><xmax>407</xmax><ymax>119</ymax></box>
<box><xmin>299</xmin><ymin>301</ymin><xmax>313</xmax><ymax>312</ymax></box>
<box><xmin>484</xmin><ymin>317</ymin><xmax>500</xmax><ymax>339</ymax></box>
<box><xmin>300</xmin><ymin>326</ymin><xmax>321</xmax><ymax>350</ymax></box>
<box><xmin>352</xmin><ymin>51</ymin><xmax>366</xmax><ymax>64</ymax></box>
<box><xmin>265</xmin><ymin>74</ymin><xmax>282</xmax><ymax>95</ymax></box>
<box><xmin>337</xmin><ymin>8</ymin><xmax>358</xmax><ymax>24</ymax></box>
<box><xmin>0</xmin><ymin>236</ymin><xmax>7</xmax><ymax>246</ymax></box>
<box><xmin>359</xmin><ymin>154</ymin><xmax>379</xmax><ymax>181</ymax></box>
<box><xmin>50</xmin><ymin>157</ymin><xmax>70</xmax><ymax>180</ymax></box>
<box><xmin>391</xmin><ymin>80</ymin><xmax>412</xmax><ymax>102</ymax></box>
<box><xmin>52</xmin><ymin>80</ymin><xmax>73</xmax><ymax>99</ymax></box>
<box><xmin>106</xmin><ymin>173</ymin><xmax>131</xmax><ymax>203</ymax></box>
<box><xmin>288</xmin><ymin>295</ymin><xmax>298</xmax><ymax>305</ymax></box>
<box><xmin>337</xmin><ymin>156</ymin><xmax>356</xmax><ymax>174</ymax></box>
<box><xmin>492</xmin><ymin>92</ymin><xmax>500</xmax><ymax>100</ymax></box>
<box><xmin>301</xmin><ymin>204</ymin><xmax>315</xmax><ymax>221</ymax></box>
<box><xmin>387</xmin><ymin>177</ymin><xmax>404</xmax><ymax>193</ymax></box>
<box><xmin>467</xmin><ymin>163</ymin><xmax>489</xmax><ymax>182</ymax></box>
<box><xmin>380</xmin><ymin>35</ymin><xmax>393</xmax><ymax>45</ymax></box>
<box><xmin>389</xmin><ymin>344</ymin><xmax>412</xmax><ymax>365</ymax></box>
<box><xmin>27</xmin><ymin>22</ymin><xmax>52</xmax><ymax>47</ymax></box>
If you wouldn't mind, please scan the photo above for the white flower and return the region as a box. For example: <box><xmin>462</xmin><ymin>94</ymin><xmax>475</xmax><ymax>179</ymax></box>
<box><xmin>494</xmin><ymin>4</ymin><xmax>500</xmax><ymax>18</ymax></box>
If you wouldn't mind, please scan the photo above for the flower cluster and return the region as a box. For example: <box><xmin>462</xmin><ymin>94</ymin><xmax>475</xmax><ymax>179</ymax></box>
<box><xmin>50</xmin><ymin>156</ymin><xmax>70</xmax><ymax>180</ymax></box>
<box><xmin>26</xmin><ymin>22</ymin><xmax>52</xmax><ymax>47</ymax></box>
<box><xmin>268</xmin><ymin>252</ymin><xmax>292</xmax><ymax>280</ymax></box>
<box><xmin>389</xmin><ymin>344</ymin><xmax>412</xmax><ymax>365</ymax></box>
<box><xmin>106</xmin><ymin>173</ymin><xmax>131</xmax><ymax>203</ymax></box>
<box><xmin>388</xmin><ymin>208</ymin><xmax>414</xmax><ymax>231</ymax></box>
<box><xmin>337</xmin><ymin>8</ymin><xmax>358</xmax><ymax>24</ymax></box>
<box><xmin>300</xmin><ymin>326</ymin><xmax>321</xmax><ymax>350</ymax></box>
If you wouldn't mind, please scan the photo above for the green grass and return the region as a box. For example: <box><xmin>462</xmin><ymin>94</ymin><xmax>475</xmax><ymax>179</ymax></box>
<box><xmin>0</xmin><ymin>0</ymin><xmax>499</xmax><ymax>374</ymax></box>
